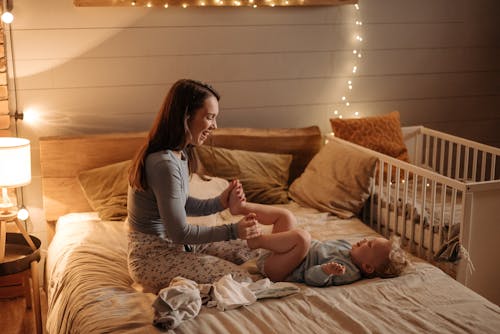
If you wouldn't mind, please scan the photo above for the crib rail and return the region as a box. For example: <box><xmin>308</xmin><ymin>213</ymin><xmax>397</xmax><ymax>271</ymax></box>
<box><xmin>411</xmin><ymin>127</ymin><xmax>500</xmax><ymax>183</ymax></box>
<box><xmin>331</xmin><ymin>129</ymin><xmax>500</xmax><ymax>272</ymax></box>
<box><xmin>369</xmin><ymin>159</ymin><xmax>466</xmax><ymax>261</ymax></box>
<box><xmin>336</xmin><ymin>127</ymin><xmax>500</xmax><ymax>299</ymax></box>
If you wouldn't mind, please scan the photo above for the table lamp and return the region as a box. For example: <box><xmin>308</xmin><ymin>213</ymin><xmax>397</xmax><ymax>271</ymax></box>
<box><xmin>0</xmin><ymin>136</ymin><xmax>35</xmax><ymax>264</ymax></box>
<box><xmin>0</xmin><ymin>137</ymin><xmax>31</xmax><ymax>216</ymax></box>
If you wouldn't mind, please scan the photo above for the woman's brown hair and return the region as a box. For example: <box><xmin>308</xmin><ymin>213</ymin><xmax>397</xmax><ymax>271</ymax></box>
<box><xmin>129</xmin><ymin>79</ymin><xmax>220</xmax><ymax>191</ymax></box>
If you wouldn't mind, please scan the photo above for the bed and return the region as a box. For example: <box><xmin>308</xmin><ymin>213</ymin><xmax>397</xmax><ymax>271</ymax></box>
<box><xmin>40</xmin><ymin>125</ymin><xmax>500</xmax><ymax>334</ymax></box>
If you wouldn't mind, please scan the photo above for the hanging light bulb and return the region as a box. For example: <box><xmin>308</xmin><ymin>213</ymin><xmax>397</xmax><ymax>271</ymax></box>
<box><xmin>1</xmin><ymin>11</ymin><xmax>13</xmax><ymax>23</ymax></box>
<box><xmin>1</xmin><ymin>0</ymin><xmax>14</xmax><ymax>24</ymax></box>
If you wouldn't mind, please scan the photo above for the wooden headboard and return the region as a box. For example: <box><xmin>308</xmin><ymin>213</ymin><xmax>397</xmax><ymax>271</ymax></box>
<box><xmin>40</xmin><ymin>126</ymin><xmax>322</xmax><ymax>241</ymax></box>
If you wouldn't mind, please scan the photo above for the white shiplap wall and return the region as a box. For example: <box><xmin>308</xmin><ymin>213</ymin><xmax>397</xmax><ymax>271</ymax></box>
<box><xmin>5</xmin><ymin>0</ymin><xmax>499</xmax><ymax>247</ymax></box>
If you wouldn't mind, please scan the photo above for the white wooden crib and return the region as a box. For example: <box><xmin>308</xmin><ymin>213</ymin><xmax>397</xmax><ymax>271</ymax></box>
<box><xmin>331</xmin><ymin>126</ymin><xmax>500</xmax><ymax>305</ymax></box>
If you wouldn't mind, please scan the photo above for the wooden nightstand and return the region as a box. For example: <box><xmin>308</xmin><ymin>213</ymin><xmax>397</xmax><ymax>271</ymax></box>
<box><xmin>0</xmin><ymin>211</ymin><xmax>42</xmax><ymax>334</ymax></box>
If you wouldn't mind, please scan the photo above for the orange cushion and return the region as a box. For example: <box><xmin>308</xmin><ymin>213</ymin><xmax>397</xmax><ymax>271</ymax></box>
<box><xmin>330</xmin><ymin>111</ymin><xmax>409</xmax><ymax>162</ymax></box>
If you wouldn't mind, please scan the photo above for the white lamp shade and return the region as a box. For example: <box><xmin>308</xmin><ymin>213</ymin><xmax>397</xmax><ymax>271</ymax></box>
<box><xmin>0</xmin><ymin>137</ymin><xmax>31</xmax><ymax>188</ymax></box>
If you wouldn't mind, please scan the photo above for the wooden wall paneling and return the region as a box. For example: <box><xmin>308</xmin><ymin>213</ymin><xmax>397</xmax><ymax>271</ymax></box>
<box><xmin>12</xmin><ymin>24</ymin><xmax>352</xmax><ymax>59</ymax></box>
<box><xmin>16</xmin><ymin>52</ymin><xmax>337</xmax><ymax>89</ymax></box>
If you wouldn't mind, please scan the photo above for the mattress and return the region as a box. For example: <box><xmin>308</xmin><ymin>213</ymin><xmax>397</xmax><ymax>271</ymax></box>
<box><xmin>45</xmin><ymin>203</ymin><xmax>500</xmax><ymax>334</ymax></box>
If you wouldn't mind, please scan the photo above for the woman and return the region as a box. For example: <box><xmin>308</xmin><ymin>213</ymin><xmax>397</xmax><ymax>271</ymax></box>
<box><xmin>127</xmin><ymin>79</ymin><xmax>262</xmax><ymax>293</ymax></box>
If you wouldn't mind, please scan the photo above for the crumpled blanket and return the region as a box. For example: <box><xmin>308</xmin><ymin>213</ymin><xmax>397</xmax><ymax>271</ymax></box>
<box><xmin>152</xmin><ymin>277</ymin><xmax>202</xmax><ymax>329</ymax></box>
<box><xmin>153</xmin><ymin>274</ymin><xmax>300</xmax><ymax>330</ymax></box>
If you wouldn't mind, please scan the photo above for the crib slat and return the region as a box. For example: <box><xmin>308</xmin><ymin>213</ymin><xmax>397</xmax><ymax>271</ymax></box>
<box><xmin>439</xmin><ymin>139</ymin><xmax>445</xmax><ymax>175</ymax></box>
<box><xmin>424</xmin><ymin>135</ymin><xmax>430</xmax><ymax>167</ymax></box>
<box><xmin>472</xmin><ymin>148</ymin><xmax>478</xmax><ymax>181</ymax></box>
<box><xmin>410</xmin><ymin>176</ymin><xmax>418</xmax><ymax>251</ymax></box>
<box><xmin>386</xmin><ymin>163</ymin><xmax>392</xmax><ymax>238</ymax></box>
<box><xmin>429</xmin><ymin>180</ymin><xmax>437</xmax><ymax>258</ymax></box>
<box><xmin>394</xmin><ymin>167</ymin><xmax>401</xmax><ymax>239</ymax></box>
<box><xmin>432</xmin><ymin>136</ymin><xmax>438</xmax><ymax>171</ymax></box>
<box><xmin>402</xmin><ymin>170</ymin><xmax>409</xmax><ymax>247</ymax></box>
<box><xmin>464</xmin><ymin>146</ymin><xmax>470</xmax><ymax>181</ymax></box>
<box><xmin>448</xmin><ymin>189</ymin><xmax>457</xmax><ymax>241</ymax></box>
<box><xmin>438</xmin><ymin>184</ymin><xmax>447</xmax><ymax>248</ymax></box>
<box><xmin>447</xmin><ymin>142</ymin><xmax>453</xmax><ymax>178</ymax></box>
<box><xmin>419</xmin><ymin>177</ymin><xmax>427</xmax><ymax>257</ymax></box>
<box><xmin>455</xmin><ymin>144</ymin><xmax>462</xmax><ymax>180</ymax></box>
<box><xmin>377</xmin><ymin>160</ymin><xmax>384</xmax><ymax>233</ymax></box>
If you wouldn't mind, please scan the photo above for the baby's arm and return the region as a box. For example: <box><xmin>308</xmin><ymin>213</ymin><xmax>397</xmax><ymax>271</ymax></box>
<box><xmin>303</xmin><ymin>261</ymin><xmax>347</xmax><ymax>287</ymax></box>
<box><xmin>321</xmin><ymin>261</ymin><xmax>346</xmax><ymax>276</ymax></box>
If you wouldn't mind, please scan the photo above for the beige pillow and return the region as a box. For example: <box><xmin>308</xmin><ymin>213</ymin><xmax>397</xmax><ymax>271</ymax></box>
<box><xmin>330</xmin><ymin>111</ymin><xmax>409</xmax><ymax>162</ymax></box>
<box><xmin>78</xmin><ymin>158</ymin><xmax>232</xmax><ymax>222</ymax></box>
<box><xmin>78</xmin><ymin>160</ymin><xmax>131</xmax><ymax>221</ymax></box>
<box><xmin>195</xmin><ymin>146</ymin><xmax>292</xmax><ymax>204</ymax></box>
<box><xmin>289</xmin><ymin>140</ymin><xmax>377</xmax><ymax>218</ymax></box>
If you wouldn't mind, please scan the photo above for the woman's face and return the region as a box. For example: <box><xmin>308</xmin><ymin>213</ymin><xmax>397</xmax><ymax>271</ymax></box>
<box><xmin>187</xmin><ymin>95</ymin><xmax>219</xmax><ymax>146</ymax></box>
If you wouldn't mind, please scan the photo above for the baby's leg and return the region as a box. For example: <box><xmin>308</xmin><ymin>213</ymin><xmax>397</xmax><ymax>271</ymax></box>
<box><xmin>229</xmin><ymin>188</ymin><xmax>296</xmax><ymax>233</ymax></box>
<box><xmin>251</xmin><ymin>229</ymin><xmax>311</xmax><ymax>282</ymax></box>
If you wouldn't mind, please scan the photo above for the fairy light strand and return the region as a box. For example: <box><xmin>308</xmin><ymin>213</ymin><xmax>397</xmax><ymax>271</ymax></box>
<box><xmin>331</xmin><ymin>2</ymin><xmax>364</xmax><ymax>121</ymax></box>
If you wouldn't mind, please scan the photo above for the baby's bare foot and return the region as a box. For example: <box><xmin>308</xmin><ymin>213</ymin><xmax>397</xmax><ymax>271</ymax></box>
<box><xmin>229</xmin><ymin>184</ymin><xmax>247</xmax><ymax>215</ymax></box>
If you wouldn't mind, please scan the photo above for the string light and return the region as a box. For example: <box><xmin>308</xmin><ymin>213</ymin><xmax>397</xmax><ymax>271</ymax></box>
<box><xmin>121</xmin><ymin>0</ymin><xmax>347</xmax><ymax>7</ymax></box>
<box><xmin>330</xmin><ymin>2</ymin><xmax>364</xmax><ymax>122</ymax></box>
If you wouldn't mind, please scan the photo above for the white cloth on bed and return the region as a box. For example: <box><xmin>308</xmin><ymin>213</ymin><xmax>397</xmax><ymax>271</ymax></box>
<box><xmin>209</xmin><ymin>274</ymin><xmax>257</xmax><ymax>310</ymax></box>
<box><xmin>153</xmin><ymin>274</ymin><xmax>300</xmax><ymax>327</ymax></box>
<box><xmin>208</xmin><ymin>274</ymin><xmax>300</xmax><ymax>310</ymax></box>
<box><xmin>152</xmin><ymin>277</ymin><xmax>202</xmax><ymax>330</ymax></box>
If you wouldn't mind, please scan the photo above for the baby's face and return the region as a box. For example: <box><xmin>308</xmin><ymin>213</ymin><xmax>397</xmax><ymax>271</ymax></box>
<box><xmin>351</xmin><ymin>237</ymin><xmax>391</xmax><ymax>273</ymax></box>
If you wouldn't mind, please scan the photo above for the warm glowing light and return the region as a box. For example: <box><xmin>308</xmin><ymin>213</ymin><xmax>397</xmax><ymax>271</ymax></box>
<box><xmin>21</xmin><ymin>108</ymin><xmax>40</xmax><ymax>125</ymax></box>
<box><xmin>1</xmin><ymin>12</ymin><xmax>14</xmax><ymax>24</ymax></box>
<box><xmin>164</xmin><ymin>3</ymin><xmax>169</xmax><ymax>8</ymax></box>
<box><xmin>17</xmin><ymin>208</ymin><xmax>29</xmax><ymax>221</ymax></box>
<box><xmin>253</xmin><ymin>4</ymin><xmax>257</xmax><ymax>7</ymax></box>
<box><xmin>131</xmin><ymin>0</ymin><xmax>137</xmax><ymax>6</ymax></box>
<box><xmin>182</xmin><ymin>3</ymin><xmax>188</xmax><ymax>7</ymax></box>
<box><xmin>146</xmin><ymin>2</ymin><xmax>152</xmax><ymax>7</ymax></box>
<box><xmin>328</xmin><ymin>2</ymin><xmax>365</xmax><ymax>123</ymax></box>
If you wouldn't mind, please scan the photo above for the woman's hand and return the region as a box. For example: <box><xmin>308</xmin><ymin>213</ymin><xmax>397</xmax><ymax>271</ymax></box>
<box><xmin>220</xmin><ymin>179</ymin><xmax>247</xmax><ymax>215</ymax></box>
<box><xmin>321</xmin><ymin>261</ymin><xmax>346</xmax><ymax>276</ymax></box>
<box><xmin>237</xmin><ymin>213</ymin><xmax>262</xmax><ymax>240</ymax></box>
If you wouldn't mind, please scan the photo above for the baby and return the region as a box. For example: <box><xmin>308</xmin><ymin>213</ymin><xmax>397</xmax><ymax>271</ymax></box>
<box><xmin>269</xmin><ymin>236</ymin><xmax>409</xmax><ymax>287</ymax></box>
<box><xmin>228</xmin><ymin>187</ymin><xmax>410</xmax><ymax>286</ymax></box>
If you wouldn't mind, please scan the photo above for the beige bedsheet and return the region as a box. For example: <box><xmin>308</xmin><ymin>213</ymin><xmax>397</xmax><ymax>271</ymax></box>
<box><xmin>46</xmin><ymin>204</ymin><xmax>500</xmax><ymax>334</ymax></box>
